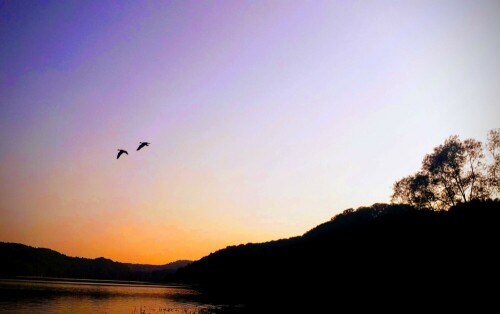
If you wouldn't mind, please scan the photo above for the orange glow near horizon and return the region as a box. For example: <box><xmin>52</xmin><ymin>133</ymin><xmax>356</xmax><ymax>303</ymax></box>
<box><xmin>1</xmin><ymin>1</ymin><xmax>499</xmax><ymax>264</ymax></box>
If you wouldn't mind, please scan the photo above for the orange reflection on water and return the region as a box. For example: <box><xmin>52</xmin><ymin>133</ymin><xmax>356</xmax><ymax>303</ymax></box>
<box><xmin>0</xmin><ymin>279</ymin><xmax>224</xmax><ymax>314</ymax></box>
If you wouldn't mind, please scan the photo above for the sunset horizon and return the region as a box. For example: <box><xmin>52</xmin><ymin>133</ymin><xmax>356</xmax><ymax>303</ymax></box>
<box><xmin>1</xmin><ymin>1</ymin><xmax>499</xmax><ymax>265</ymax></box>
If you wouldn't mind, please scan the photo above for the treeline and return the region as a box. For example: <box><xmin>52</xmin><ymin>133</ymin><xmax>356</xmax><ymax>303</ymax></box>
<box><xmin>175</xmin><ymin>200</ymin><xmax>500</xmax><ymax>309</ymax></box>
<box><xmin>0</xmin><ymin>243</ymin><xmax>190</xmax><ymax>282</ymax></box>
<box><xmin>392</xmin><ymin>129</ymin><xmax>499</xmax><ymax>209</ymax></box>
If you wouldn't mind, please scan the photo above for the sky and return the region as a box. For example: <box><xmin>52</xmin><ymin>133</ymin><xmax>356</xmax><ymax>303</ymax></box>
<box><xmin>1</xmin><ymin>0</ymin><xmax>499</xmax><ymax>264</ymax></box>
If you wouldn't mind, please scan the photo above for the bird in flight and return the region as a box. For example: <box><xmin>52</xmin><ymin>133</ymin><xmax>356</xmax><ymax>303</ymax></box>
<box><xmin>137</xmin><ymin>142</ymin><xmax>150</xmax><ymax>151</ymax></box>
<box><xmin>117</xmin><ymin>149</ymin><xmax>128</xmax><ymax>159</ymax></box>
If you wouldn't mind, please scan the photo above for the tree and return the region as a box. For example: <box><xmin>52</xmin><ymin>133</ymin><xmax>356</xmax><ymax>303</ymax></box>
<box><xmin>486</xmin><ymin>129</ymin><xmax>500</xmax><ymax>195</ymax></box>
<box><xmin>391</xmin><ymin>173</ymin><xmax>436</xmax><ymax>209</ymax></box>
<box><xmin>392</xmin><ymin>175</ymin><xmax>414</xmax><ymax>206</ymax></box>
<box><xmin>422</xmin><ymin>135</ymin><xmax>467</xmax><ymax>207</ymax></box>
<box><xmin>392</xmin><ymin>130</ymin><xmax>497</xmax><ymax>210</ymax></box>
<box><xmin>463</xmin><ymin>138</ymin><xmax>488</xmax><ymax>201</ymax></box>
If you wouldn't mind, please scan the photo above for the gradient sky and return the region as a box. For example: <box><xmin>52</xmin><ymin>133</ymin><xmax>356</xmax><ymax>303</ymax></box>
<box><xmin>1</xmin><ymin>0</ymin><xmax>499</xmax><ymax>264</ymax></box>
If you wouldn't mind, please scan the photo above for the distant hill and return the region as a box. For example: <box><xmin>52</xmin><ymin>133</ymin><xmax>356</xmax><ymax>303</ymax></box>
<box><xmin>125</xmin><ymin>260</ymin><xmax>191</xmax><ymax>273</ymax></box>
<box><xmin>176</xmin><ymin>200</ymin><xmax>500</xmax><ymax>309</ymax></box>
<box><xmin>0</xmin><ymin>243</ymin><xmax>190</xmax><ymax>282</ymax></box>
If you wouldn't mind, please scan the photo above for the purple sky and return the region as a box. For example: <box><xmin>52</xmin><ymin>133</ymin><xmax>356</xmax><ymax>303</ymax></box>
<box><xmin>1</xmin><ymin>0</ymin><xmax>499</xmax><ymax>263</ymax></box>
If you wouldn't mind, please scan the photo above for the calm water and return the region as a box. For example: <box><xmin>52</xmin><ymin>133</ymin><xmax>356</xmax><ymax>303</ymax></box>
<box><xmin>0</xmin><ymin>279</ymin><xmax>231</xmax><ymax>313</ymax></box>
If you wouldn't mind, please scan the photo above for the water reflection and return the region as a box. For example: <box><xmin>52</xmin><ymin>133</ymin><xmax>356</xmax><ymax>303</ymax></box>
<box><xmin>0</xmin><ymin>279</ymin><xmax>226</xmax><ymax>313</ymax></box>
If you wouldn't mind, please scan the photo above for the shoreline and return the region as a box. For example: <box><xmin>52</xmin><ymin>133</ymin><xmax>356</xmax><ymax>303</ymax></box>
<box><xmin>0</xmin><ymin>276</ymin><xmax>189</xmax><ymax>289</ymax></box>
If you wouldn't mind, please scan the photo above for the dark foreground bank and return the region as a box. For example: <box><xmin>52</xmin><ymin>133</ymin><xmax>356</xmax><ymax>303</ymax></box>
<box><xmin>176</xmin><ymin>200</ymin><xmax>500</xmax><ymax>310</ymax></box>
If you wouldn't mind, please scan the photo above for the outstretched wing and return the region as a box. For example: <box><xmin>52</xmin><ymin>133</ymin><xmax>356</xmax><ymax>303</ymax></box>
<box><xmin>137</xmin><ymin>143</ymin><xmax>146</xmax><ymax>151</ymax></box>
<box><xmin>117</xmin><ymin>150</ymin><xmax>128</xmax><ymax>159</ymax></box>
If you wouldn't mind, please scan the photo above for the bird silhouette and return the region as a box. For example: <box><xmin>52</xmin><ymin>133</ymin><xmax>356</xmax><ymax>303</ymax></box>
<box><xmin>137</xmin><ymin>142</ymin><xmax>150</xmax><ymax>151</ymax></box>
<box><xmin>117</xmin><ymin>149</ymin><xmax>128</xmax><ymax>159</ymax></box>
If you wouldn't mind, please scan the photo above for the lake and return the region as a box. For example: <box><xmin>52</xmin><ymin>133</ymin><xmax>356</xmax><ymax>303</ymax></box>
<box><xmin>0</xmin><ymin>278</ymin><xmax>235</xmax><ymax>313</ymax></box>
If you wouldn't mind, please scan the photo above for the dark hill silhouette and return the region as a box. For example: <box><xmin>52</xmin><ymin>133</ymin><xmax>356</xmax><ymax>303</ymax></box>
<box><xmin>2</xmin><ymin>201</ymin><xmax>498</xmax><ymax>310</ymax></box>
<box><xmin>125</xmin><ymin>260</ymin><xmax>190</xmax><ymax>273</ymax></box>
<box><xmin>175</xmin><ymin>200</ymin><xmax>500</xmax><ymax>310</ymax></box>
<box><xmin>0</xmin><ymin>243</ymin><xmax>190</xmax><ymax>282</ymax></box>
